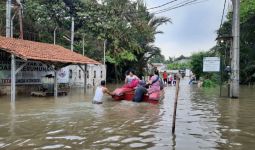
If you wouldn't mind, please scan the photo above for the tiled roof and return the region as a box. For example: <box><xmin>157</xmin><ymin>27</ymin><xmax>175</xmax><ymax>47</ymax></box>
<box><xmin>0</xmin><ymin>36</ymin><xmax>100</xmax><ymax>64</ymax></box>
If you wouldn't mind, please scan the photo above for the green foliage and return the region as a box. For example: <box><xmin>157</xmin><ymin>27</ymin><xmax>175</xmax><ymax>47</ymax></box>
<box><xmin>190</xmin><ymin>51</ymin><xmax>212</xmax><ymax>79</ymax></box>
<box><xmin>0</xmin><ymin>0</ymin><xmax>170</xmax><ymax>82</ymax></box>
<box><xmin>189</xmin><ymin>51</ymin><xmax>220</xmax><ymax>87</ymax></box>
<box><xmin>202</xmin><ymin>79</ymin><xmax>216</xmax><ymax>88</ymax></box>
<box><xmin>149</xmin><ymin>54</ymin><xmax>165</xmax><ymax>63</ymax></box>
<box><xmin>217</xmin><ymin>0</ymin><xmax>255</xmax><ymax>84</ymax></box>
<box><xmin>167</xmin><ymin>63</ymin><xmax>190</xmax><ymax>70</ymax></box>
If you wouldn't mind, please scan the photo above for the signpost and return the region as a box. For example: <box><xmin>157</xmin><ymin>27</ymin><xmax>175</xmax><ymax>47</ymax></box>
<box><xmin>203</xmin><ymin>57</ymin><xmax>220</xmax><ymax>72</ymax></box>
<box><xmin>203</xmin><ymin>57</ymin><xmax>222</xmax><ymax>96</ymax></box>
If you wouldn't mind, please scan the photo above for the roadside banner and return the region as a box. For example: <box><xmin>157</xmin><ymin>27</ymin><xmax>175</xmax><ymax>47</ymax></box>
<box><xmin>0</xmin><ymin>51</ymin><xmax>69</xmax><ymax>85</ymax></box>
<box><xmin>203</xmin><ymin>57</ymin><xmax>220</xmax><ymax>72</ymax></box>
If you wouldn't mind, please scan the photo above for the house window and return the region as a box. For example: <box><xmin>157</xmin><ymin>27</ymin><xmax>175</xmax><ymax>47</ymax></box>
<box><xmin>69</xmin><ymin>69</ymin><xmax>72</xmax><ymax>79</ymax></box>
<box><xmin>101</xmin><ymin>71</ymin><xmax>103</xmax><ymax>78</ymax></box>
<box><xmin>94</xmin><ymin>71</ymin><xmax>96</xmax><ymax>78</ymax></box>
<box><xmin>79</xmin><ymin>70</ymin><xmax>81</xmax><ymax>79</ymax></box>
<box><xmin>86</xmin><ymin>70</ymin><xmax>89</xmax><ymax>78</ymax></box>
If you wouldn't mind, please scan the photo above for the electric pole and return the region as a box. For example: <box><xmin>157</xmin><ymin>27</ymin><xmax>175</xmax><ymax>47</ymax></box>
<box><xmin>6</xmin><ymin>0</ymin><xmax>11</xmax><ymax>38</ymax></box>
<box><xmin>103</xmin><ymin>40</ymin><xmax>107</xmax><ymax>65</ymax></box>
<box><xmin>16</xmin><ymin>0</ymin><xmax>23</xmax><ymax>39</ymax></box>
<box><xmin>230</xmin><ymin>0</ymin><xmax>240</xmax><ymax>98</ymax></box>
<box><xmin>6</xmin><ymin>0</ymin><xmax>16</xmax><ymax>102</ymax></box>
<box><xmin>82</xmin><ymin>35</ymin><xmax>85</xmax><ymax>56</ymax></box>
<box><xmin>54</xmin><ymin>27</ymin><xmax>57</xmax><ymax>45</ymax></box>
<box><xmin>71</xmin><ymin>17</ymin><xmax>74</xmax><ymax>51</ymax></box>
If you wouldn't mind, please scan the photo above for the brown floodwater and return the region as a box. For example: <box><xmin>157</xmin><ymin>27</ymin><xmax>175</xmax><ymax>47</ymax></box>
<box><xmin>0</xmin><ymin>78</ymin><xmax>255</xmax><ymax>150</ymax></box>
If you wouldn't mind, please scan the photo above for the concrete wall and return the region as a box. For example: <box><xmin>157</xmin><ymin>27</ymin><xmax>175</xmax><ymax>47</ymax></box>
<box><xmin>68</xmin><ymin>64</ymin><xmax>106</xmax><ymax>88</ymax></box>
<box><xmin>0</xmin><ymin>85</ymin><xmax>41</xmax><ymax>96</ymax></box>
<box><xmin>0</xmin><ymin>64</ymin><xmax>106</xmax><ymax>96</ymax></box>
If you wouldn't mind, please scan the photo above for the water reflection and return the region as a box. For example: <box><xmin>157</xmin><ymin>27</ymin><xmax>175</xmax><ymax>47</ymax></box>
<box><xmin>0</xmin><ymin>80</ymin><xmax>255</xmax><ymax>149</ymax></box>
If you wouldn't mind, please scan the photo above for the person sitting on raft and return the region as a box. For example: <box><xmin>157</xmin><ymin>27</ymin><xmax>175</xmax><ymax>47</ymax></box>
<box><xmin>123</xmin><ymin>70</ymin><xmax>139</xmax><ymax>89</ymax></box>
<box><xmin>92</xmin><ymin>80</ymin><xmax>113</xmax><ymax>104</ymax></box>
<box><xmin>147</xmin><ymin>70</ymin><xmax>162</xmax><ymax>94</ymax></box>
<box><xmin>125</xmin><ymin>70</ymin><xmax>139</xmax><ymax>84</ymax></box>
<box><xmin>133</xmin><ymin>70</ymin><xmax>163</xmax><ymax>102</ymax></box>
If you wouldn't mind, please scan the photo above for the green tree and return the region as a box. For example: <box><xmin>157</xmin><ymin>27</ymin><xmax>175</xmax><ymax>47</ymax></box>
<box><xmin>217</xmin><ymin>0</ymin><xmax>255</xmax><ymax>84</ymax></box>
<box><xmin>0</xmin><ymin>0</ymin><xmax>170</xmax><ymax>82</ymax></box>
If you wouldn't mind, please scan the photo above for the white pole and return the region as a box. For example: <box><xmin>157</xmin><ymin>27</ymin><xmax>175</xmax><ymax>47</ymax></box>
<box><xmin>82</xmin><ymin>35</ymin><xmax>85</xmax><ymax>56</ymax></box>
<box><xmin>71</xmin><ymin>17</ymin><xmax>74</xmax><ymax>51</ymax></box>
<box><xmin>103</xmin><ymin>40</ymin><xmax>106</xmax><ymax>65</ymax></box>
<box><xmin>84</xmin><ymin>64</ymin><xmax>87</xmax><ymax>93</ymax></box>
<box><xmin>7</xmin><ymin>0</ymin><xmax>15</xmax><ymax>102</ymax></box>
<box><xmin>54</xmin><ymin>70</ymin><xmax>58</xmax><ymax>97</ymax></box>
<box><xmin>230</xmin><ymin>0</ymin><xmax>240</xmax><ymax>98</ymax></box>
<box><xmin>11</xmin><ymin>14</ymin><xmax>14</xmax><ymax>38</ymax></box>
<box><xmin>6</xmin><ymin>0</ymin><xmax>12</xmax><ymax>37</ymax></box>
<box><xmin>54</xmin><ymin>27</ymin><xmax>57</xmax><ymax>45</ymax></box>
<box><xmin>11</xmin><ymin>54</ymin><xmax>16</xmax><ymax>102</ymax></box>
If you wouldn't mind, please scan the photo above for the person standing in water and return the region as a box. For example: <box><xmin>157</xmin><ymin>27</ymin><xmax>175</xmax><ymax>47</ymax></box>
<box><xmin>162</xmin><ymin>71</ymin><xmax>168</xmax><ymax>85</ymax></box>
<box><xmin>93</xmin><ymin>80</ymin><xmax>112</xmax><ymax>104</ymax></box>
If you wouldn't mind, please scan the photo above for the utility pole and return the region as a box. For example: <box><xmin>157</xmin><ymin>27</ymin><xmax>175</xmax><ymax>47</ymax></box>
<box><xmin>103</xmin><ymin>40</ymin><xmax>107</xmax><ymax>65</ymax></box>
<box><xmin>82</xmin><ymin>35</ymin><xmax>85</xmax><ymax>56</ymax></box>
<box><xmin>54</xmin><ymin>27</ymin><xmax>57</xmax><ymax>45</ymax></box>
<box><xmin>71</xmin><ymin>17</ymin><xmax>74</xmax><ymax>51</ymax></box>
<box><xmin>16</xmin><ymin>0</ymin><xmax>23</xmax><ymax>39</ymax></box>
<box><xmin>230</xmin><ymin>0</ymin><xmax>240</xmax><ymax>98</ymax></box>
<box><xmin>6</xmin><ymin>0</ymin><xmax>16</xmax><ymax>102</ymax></box>
<box><xmin>6</xmin><ymin>0</ymin><xmax>12</xmax><ymax>37</ymax></box>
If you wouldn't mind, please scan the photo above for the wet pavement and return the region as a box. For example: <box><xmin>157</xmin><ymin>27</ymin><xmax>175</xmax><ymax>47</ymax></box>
<box><xmin>0</xmin><ymin>78</ymin><xmax>255</xmax><ymax>150</ymax></box>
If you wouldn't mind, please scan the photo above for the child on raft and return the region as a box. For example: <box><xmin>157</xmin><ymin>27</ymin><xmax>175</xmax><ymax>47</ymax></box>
<box><xmin>92</xmin><ymin>80</ymin><xmax>113</xmax><ymax>104</ymax></box>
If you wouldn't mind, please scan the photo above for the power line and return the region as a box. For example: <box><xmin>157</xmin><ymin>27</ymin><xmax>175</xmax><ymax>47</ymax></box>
<box><xmin>122</xmin><ymin>0</ymin><xmax>180</xmax><ymax>15</ymax></box>
<box><xmin>154</xmin><ymin>0</ymin><xmax>198</xmax><ymax>12</ymax></box>
<box><xmin>147</xmin><ymin>0</ymin><xmax>179</xmax><ymax>10</ymax></box>
<box><xmin>220</xmin><ymin>0</ymin><xmax>227</xmax><ymax>28</ymax></box>
<box><xmin>153</xmin><ymin>0</ymin><xmax>208</xmax><ymax>15</ymax></box>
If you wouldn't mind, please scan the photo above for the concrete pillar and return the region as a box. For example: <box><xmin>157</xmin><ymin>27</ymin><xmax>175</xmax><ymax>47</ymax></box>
<box><xmin>84</xmin><ymin>64</ymin><xmax>87</xmax><ymax>93</ymax></box>
<box><xmin>230</xmin><ymin>0</ymin><xmax>240</xmax><ymax>98</ymax></box>
<box><xmin>54</xmin><ymin>70</ymin><xmax>58</xmax><ymax>97</ymax></box>
<box><xmin>11</xmin><ymin>54</ymin><xmax>16</xmax><ymax>102</ymax></box>
<box><xmin>6</xmin><ymin>0</ymin><xmax>12</xmax><ymax>37</ymax></box>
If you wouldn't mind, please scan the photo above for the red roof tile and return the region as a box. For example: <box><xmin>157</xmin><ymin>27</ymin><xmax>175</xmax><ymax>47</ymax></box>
<box><xmin>0</xmin><ymin>36</ymin><xmax>100</xmax><ymax>64</ymax></box>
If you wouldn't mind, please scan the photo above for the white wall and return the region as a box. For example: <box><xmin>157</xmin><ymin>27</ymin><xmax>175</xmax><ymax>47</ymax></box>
<box><xmin>68</xmin><ymin>64</ymin><xmax>106</xmax><ymax>87</ymax></box>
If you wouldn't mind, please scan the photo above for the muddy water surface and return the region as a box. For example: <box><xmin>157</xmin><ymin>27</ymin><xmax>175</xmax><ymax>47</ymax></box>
<box><xmin>0</xmin><ymin>79</ymin><xmax>255</xmax><ymax>150</ymax></box>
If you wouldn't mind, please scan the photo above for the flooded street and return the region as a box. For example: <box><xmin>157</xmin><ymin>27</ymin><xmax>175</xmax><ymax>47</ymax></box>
<box><xmin>0</xmin><ymin>78</ymin><xmax>255</xmax><ymax>150</ymax></box>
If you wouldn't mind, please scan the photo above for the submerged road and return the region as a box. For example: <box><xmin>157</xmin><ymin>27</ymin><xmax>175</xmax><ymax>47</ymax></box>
<box><xmin>0</xmin><ymin>78</ymin><xmax>255</xmax><ymax>150</ymax></box>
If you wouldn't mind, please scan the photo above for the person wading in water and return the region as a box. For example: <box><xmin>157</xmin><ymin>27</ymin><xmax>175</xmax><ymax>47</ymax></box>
<box><xmin>92</xmin><ymin>81</ymin><xmax>112</xmax><ymax>104</ymax></box>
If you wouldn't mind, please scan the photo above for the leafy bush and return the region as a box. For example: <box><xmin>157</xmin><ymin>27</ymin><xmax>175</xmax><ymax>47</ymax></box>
<box><xmin>202</xmin><ymin>79</ymin><xmax>217</xmax><ymax>88</ymax></box>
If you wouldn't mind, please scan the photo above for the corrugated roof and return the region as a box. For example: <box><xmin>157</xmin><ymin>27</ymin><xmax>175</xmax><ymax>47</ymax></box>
<box><xmin>0</xmin><ymin>36</ymin><xmax>100</xmax><ymax>65</ymax></box>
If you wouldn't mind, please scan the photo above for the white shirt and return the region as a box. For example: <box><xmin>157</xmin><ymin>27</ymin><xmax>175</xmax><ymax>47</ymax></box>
<box><xmin>93</xmin><ymin>86</ymin><xmax>104</xmax><ymax>102</ymax></box>
<box><xmin>126</xmin><ymin>75</ymin><xmax>138</xmax><ymax>83</ymax></box>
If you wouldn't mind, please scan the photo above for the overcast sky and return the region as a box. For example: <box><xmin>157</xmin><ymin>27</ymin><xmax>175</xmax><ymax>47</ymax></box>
<box><xmin>145</xmin><ymin>0</ymin><xmax>228</xmax><ymax>58</ymax></box>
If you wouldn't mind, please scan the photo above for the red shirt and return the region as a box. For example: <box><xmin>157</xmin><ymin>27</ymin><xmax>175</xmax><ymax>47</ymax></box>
<box><xmin>163</xmin><ymin>72</ymin><xmax>167</xmax><ymax>79</ymax></box>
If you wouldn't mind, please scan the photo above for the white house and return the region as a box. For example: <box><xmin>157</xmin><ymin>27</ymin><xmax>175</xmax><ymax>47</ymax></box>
<box><xmin>67</xmin><ymin>64</ymin><xmax>106</xmax><ymax>87</ymax></box>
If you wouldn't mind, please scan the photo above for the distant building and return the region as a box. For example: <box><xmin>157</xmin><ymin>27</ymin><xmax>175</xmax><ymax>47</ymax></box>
<box><xmin>0</xmin><ymin>36</ymin><xmax>101</xmax><ymax>96</ymax></box>
<box><xmin>68</xmin><ymin>64</ymin><xmax>106</xmax><ymax>87</ymax></box>
<box><xmin>174</xmin><ymin>58</ymin><xmax>191</xmax><ymax>64</ymax></box>
<box><xmin>148</xmin><ymin>63</ymin><xmax>167</xmax><ymax>73</ymax></box>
